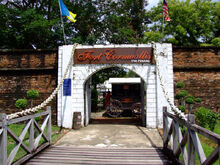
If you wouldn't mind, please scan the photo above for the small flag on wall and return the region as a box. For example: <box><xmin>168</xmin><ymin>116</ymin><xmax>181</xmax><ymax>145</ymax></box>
<box><xmin>58</xmin><ymin>0</ymin><xmax>77</xmax><ymax>22</ymax></box>
<box><xmin>163</xmin><ymin>0</ymin><xmax>171</xmax><ymax>21</ymax></box>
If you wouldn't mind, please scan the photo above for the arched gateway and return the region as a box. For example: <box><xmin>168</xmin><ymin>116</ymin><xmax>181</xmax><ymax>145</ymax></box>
<box><xmin>57</xmin><ymin>43</ymin><xmax>174</xmax><ymax>128</ymax></box>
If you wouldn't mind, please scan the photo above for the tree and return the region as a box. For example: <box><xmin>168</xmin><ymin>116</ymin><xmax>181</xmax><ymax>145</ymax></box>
<box><xmin>145</xmin><ymin>0</ymin><xmax>219</xmax><ymax>46</ymax></box>
<box><xmin>60</xmin><ymin>0</ymin><xmax>149</xmax><ymax>45</ymax></box>
<box><xmin>124</xmin><ymin>70</ymin><xmax>139</xmax><ymax>77</ymax></box>
<box><xmin>101</xmin><ymin>0</ymin><xmax>149</xmax><ymax>44</ymax></box>
<box><xmin>0</xmin><ymin>0</ymin><xmax>61</xmax><ymax>49</ymax></box>
<box><xmin>91</xmin><ymin>67</ymin><xmax>141</xmax><ymax>88</ymax></box>
<box><xmin>27</xmin><ymin>89</ymin><xmax>39</xmax><ymax>108</ymax></box>
<box><xmin>0</xmin><ymin>0</ymin><xmax>149</xmax><ymax>49</ymax></box>
<box><xmin>91</xmin><ymin>67</ymin><xmax>127</xmax><ymax>88</ymax></box>
<box><xmin>211</xmin><ymin>37</ymin><xmax>220</xmax><ymax>46</ymax></box>
<box><xmin>15</xmin><ymin>99</ymin><xmax>28</xmax><ymax>110</ymax></box>
<box><xmin>175</xmin><ymin>82</ymin><xmax>202</xmax><ymax>113</ymax></box>
<box><xmin>213</xmin><ymin>2</ymin><xmax>220</xmax><ymax>40</ymax></box>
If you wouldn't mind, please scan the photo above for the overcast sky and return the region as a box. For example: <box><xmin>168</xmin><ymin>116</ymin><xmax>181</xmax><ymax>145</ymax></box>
<box><xmin>146</xmin><ymin>0</ymin><xmax>219</xmax><ymax>10</ymax></box>
<box><xmin>146</xmin><ymin>0</ymin><xmax>161</xmax><ymax>10</ymax></box>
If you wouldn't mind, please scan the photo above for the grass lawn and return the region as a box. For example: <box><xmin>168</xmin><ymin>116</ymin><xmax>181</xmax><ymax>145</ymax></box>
<box><xmin>159</xmin><ymin>120</ymin><xmax>220</xmax><ymax>164</ymax></box>
<box><xmin>7</xmin><ymin>123</ymin><xmax>68</xmax><ymax>163</ymax></box>
<box><xmin>197</xmin><ymin>121</ymin><xmax>220</xmax><ymax>165</ymax></box>
<box><xmin>178</xmin><ymin>121</ymin><xmax>220</xmax><ymax>165</ymax></box>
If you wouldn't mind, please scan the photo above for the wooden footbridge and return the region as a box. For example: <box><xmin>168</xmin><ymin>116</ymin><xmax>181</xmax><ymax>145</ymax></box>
<box><xmin>0</xmin><ymin>106</ymin><xmax>219</xmax><ymax>165</ymax></box>
<box><xmin>25</xmin><ymin>146</ymin><xmax>170</xmax><ymax>165</ymax></box>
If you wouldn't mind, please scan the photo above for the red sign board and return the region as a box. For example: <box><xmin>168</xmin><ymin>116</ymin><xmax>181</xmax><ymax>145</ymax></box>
<box><xmin>74</xmin><ymin>47</ymin><xmax>152</xmax><ymax>64</ymax></box>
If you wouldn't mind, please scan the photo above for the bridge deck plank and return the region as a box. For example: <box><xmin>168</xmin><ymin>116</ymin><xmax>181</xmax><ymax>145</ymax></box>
<box><xmin>25</xmin><ymin>146</ymin><xmax>171</xmax><ymax>165</ymax></box>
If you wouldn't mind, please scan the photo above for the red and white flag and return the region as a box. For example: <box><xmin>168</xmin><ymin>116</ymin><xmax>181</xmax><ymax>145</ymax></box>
<box><xmin>163</xmin><ymin>0</ymin><xmax>171</xmax><ymax>21</ymax></box>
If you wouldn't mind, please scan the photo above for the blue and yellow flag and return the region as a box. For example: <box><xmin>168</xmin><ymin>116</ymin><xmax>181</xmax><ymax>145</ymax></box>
<box><xmin>59</xmin><ymin>0</ymin><xmax>76</xmax><ymax>22</ymax></box>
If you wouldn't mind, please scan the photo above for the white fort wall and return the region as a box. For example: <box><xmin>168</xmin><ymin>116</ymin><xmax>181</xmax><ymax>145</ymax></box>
<box><xmin>57</xmin><ymin>44</ymin><xmax>174</xmax><ymax>128</ymax></box>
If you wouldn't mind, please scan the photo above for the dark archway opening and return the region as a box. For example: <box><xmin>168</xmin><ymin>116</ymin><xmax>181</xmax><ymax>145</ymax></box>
<box><xmin>84</xmin><ymin>66</ymin><xmax>146</xmax><ymax>125</ymax></box>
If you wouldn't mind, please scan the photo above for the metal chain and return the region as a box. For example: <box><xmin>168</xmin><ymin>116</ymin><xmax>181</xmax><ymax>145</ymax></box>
<box><xmin>7</xmin><ymin>43</ymin><xmax>79</xmax><ymax>120</ymax></box>
<box><xmin>152</xmin><ymin>43</ymin><xmax>187</xmax><ymax>120</ymax></box>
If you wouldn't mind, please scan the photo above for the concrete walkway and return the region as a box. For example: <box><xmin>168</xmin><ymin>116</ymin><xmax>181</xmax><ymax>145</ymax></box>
<box><xmin>54</xmin><ymin>124</ymin><xmax>163</xmax><ymax>148</ymax></box>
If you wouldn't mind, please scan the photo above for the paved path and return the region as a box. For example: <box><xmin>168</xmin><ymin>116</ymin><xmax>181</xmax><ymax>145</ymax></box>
<box><xmin>54</xmin><ymin>124</ymin><xmax>163</xmax><ymax>148</ymax></box>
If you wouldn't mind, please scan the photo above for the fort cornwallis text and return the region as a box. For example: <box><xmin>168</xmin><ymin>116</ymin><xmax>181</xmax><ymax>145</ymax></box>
<box><xmin>74</xmin><ymin>48</ymin><xmax>152</xmax><ymax>64</ymax></box>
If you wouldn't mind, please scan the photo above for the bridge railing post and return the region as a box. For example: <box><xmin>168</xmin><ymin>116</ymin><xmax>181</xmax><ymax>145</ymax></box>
<box><xmin>163</xmin><ymin>107</ymin><xmax>167</xmax><ymax>148</ymax></box>
<box><xmin>163</xmin><ymin>106</ymin><xmax>219</xmax><ymax>164</ymax></box>
<box><xmin>187</xmin><ymin>114</ymin><xmax>196</xmax><ymax>165</ymax></box>
<box><xmin>29</xmin><ymin>116</ymin><xmax>34</xmax><ymax>152</ymax></box>
<box><xmin>46</xmin><ymin>106</ymin><xmax>52</xmax><ymax>144</ymax></box>
<box><xmin>0</xmin><ymin>113</ymin><xmax>7</xmax><ymax>165</ymax></box>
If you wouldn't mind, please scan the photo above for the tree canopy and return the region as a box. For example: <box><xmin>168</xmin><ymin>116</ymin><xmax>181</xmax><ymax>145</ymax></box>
<box><xmin>91</xmin><ymin>67</ymin><xmax>127</xmax><ymax>88</ymax></box>
<box><xmin>0</xmin><ymin>0</ymin><xmax>219</xmax><ymax>49</ymax></box>
<box><xmin>0</xmin><ymin>0</ymin><xmax>148</xmax><ymax>49</ymax></box>
<box><xmin>0</xmin><ymin>0</ymin><xmax>61</xmax><ymax>49</ymax></box>
<box><xmin>145</xmin><ymin>0</ymin><xmax>220</xmax><ymax>46</ymax></box>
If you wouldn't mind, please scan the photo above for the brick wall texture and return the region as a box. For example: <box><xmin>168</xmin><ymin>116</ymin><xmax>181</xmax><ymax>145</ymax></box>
<box><xmin>173</xmin><ymin>47</ymin><xmax>220</xmax><ymax>112</ymax></box>
<box><xmin>0</xmin><ymin>50</ymin><xmax>58</xmax><ymax>123</ymax></box>
<box><xmin>0</xmin><ymin>46</ymin><xmax>219</xmax><ymax>124</ymax></box>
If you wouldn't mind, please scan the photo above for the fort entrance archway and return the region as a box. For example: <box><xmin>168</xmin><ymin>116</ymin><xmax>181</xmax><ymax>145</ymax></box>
<box><xmin>57</xmin><ymin>44</ymin><xmax>174</xmax><ymax>128</ymax></box>
<box><xmin>84</xmin><ymin>66</ymin><xmax>146</xmax><ymax>125</ymax></box>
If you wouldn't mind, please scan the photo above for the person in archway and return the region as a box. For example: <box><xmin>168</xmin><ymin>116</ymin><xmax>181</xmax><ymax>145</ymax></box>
<box><xmin>105</xmin><ymin>90</ymin><xmax>111</xmax><ymax>111</ymax></box>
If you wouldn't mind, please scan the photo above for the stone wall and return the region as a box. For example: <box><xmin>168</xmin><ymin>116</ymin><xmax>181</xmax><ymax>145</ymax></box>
<box><xmin>0</xmin><ymin>49</ymin><xmax>58</xmax><ymax>123</ymax></box>
<box><xmin>173</xmin><ymin>46</ymin><xmax>220</xmax><ymax>112</ymax></box>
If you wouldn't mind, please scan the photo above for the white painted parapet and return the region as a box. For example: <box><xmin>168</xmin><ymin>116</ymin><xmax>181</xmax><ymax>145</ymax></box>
<box><xmin>155</xmin><ymin>43</ymin><xmax>174</xmax><ymax>128</ymax></box>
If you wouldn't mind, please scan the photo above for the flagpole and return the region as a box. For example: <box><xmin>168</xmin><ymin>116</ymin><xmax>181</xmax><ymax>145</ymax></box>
<box><xmin>162</xmin><ymin>0</ymin><xmax>165</xmax><ymax>43</ymax></box>
<box><xmin>58</xmin><ymin>0</ymin><xmax>66</xmax><ymax>131</ymax></box>
<box><xmin>162</xmin><ymin>14</ymin><xmax>164</xmax><ymax>32</ymax></box>
<box><xmin>58</xmin><ymin>0</ymin><xmax>67</xmax><ymax>45</ymax></box>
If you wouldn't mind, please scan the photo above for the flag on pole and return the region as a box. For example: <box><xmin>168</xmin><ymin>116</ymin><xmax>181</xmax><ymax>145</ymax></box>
<box><xmin>58</xmin><ymin>0</ymin><xmax>76</xmax><ymax>22</ymax></box>
<box><xmin>163</xmin><ymin>0</ymin><xmax>171</xmax><ymax>21</ymax></box>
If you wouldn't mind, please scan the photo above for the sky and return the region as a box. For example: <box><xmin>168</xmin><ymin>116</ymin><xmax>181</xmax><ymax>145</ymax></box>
<box><xmin>146</xmin><ymin>0</ymin><xmax>219</xmax><ymax>10</ymax></box>
<box><xmin>147</xmin><ymin>0</ymin><xmax>161</xmax><ymax>10</ymax></box>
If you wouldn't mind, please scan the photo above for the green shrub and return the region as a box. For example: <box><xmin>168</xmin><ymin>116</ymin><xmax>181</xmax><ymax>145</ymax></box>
<box><xmin>180</xmin><ymin>126</ymin><xmax>187</xmax><ymax>135</ymax></box>
<box><xmin>98</xmin><ymin>98</ymin><xmax>104</xmax><ymax>104</ymax></box>
<box><xmin>15</xmin><ymin>99</ymin><xmax>28</xmax><ymax>110</ymax></box>
<box><xmin>175</xmin><ymin>93</ymin><xmax>182</xmax><ymax>100</ymax></box>
<box><xmin>27</xmin><ymin>89</ymin><xmax>39</xmax><ymax>108</ymax></box>
<box><xmin>195</xmin><ymin>107</ymin><xmax>219</xmax><ymax>131</ymax></box>
<box><xmin>185</xmin><ymin>95</ymin><xmax>195</xmax><ymax>104</ymax></box>
<box><xmin>185</xmin><ymin>97</ymin><xmax>194</xmax><ymax>104</ymax></box>
<box><xmin>186</xmin><ymin>95</ymin><xmax>194</xmax><ymax>99</ymax></box>
<box><xmin>91</xmin><ymin>88</ymin><xmax>98</xmax><ymax>103</ymax></box>
<box><xmin>175</xmin><ymin>90</ymin><xmax>188</xmax><ymax>99</ymax></box>
<box><xmin>211</xmin><ymin>37</ymin><xmax>220</xmax><ymax>46</ymax></box>
<box><xmin>176</xmin><ymin>82</ymin><xmax>184</xmax><ymax>88</ymax></box>
<box><xmin>35</xmin><ymin>110</ymin><xmax>43</xmax><ymax>123</ymax></box>
<box><xmin>178</xmin><ymin>105</ymin><xmax>186</xmax><ymax>112</ymax></box>
<box><xmin>207</xmin><ymin>111</ymin><xmax>219</xmax><ymax>131</ymax></box>
<box><xmin>27</xmin><ymin>89</ymin><xmax>39</xmax><ymax>99</ymax></box>
<box><xmin>195</xmin><ymin>107</ymin><xmax>209</xmax><ymax>127</ymax></box>
<box><xmin>179</xmin><ymin>90</ymin><xmax>188</xmax><ymax>97</ymax></box>
<box><xmin>195</xmin><ymin>98</ymin><xmax>202</xmax><ymax>103</ymax></box>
